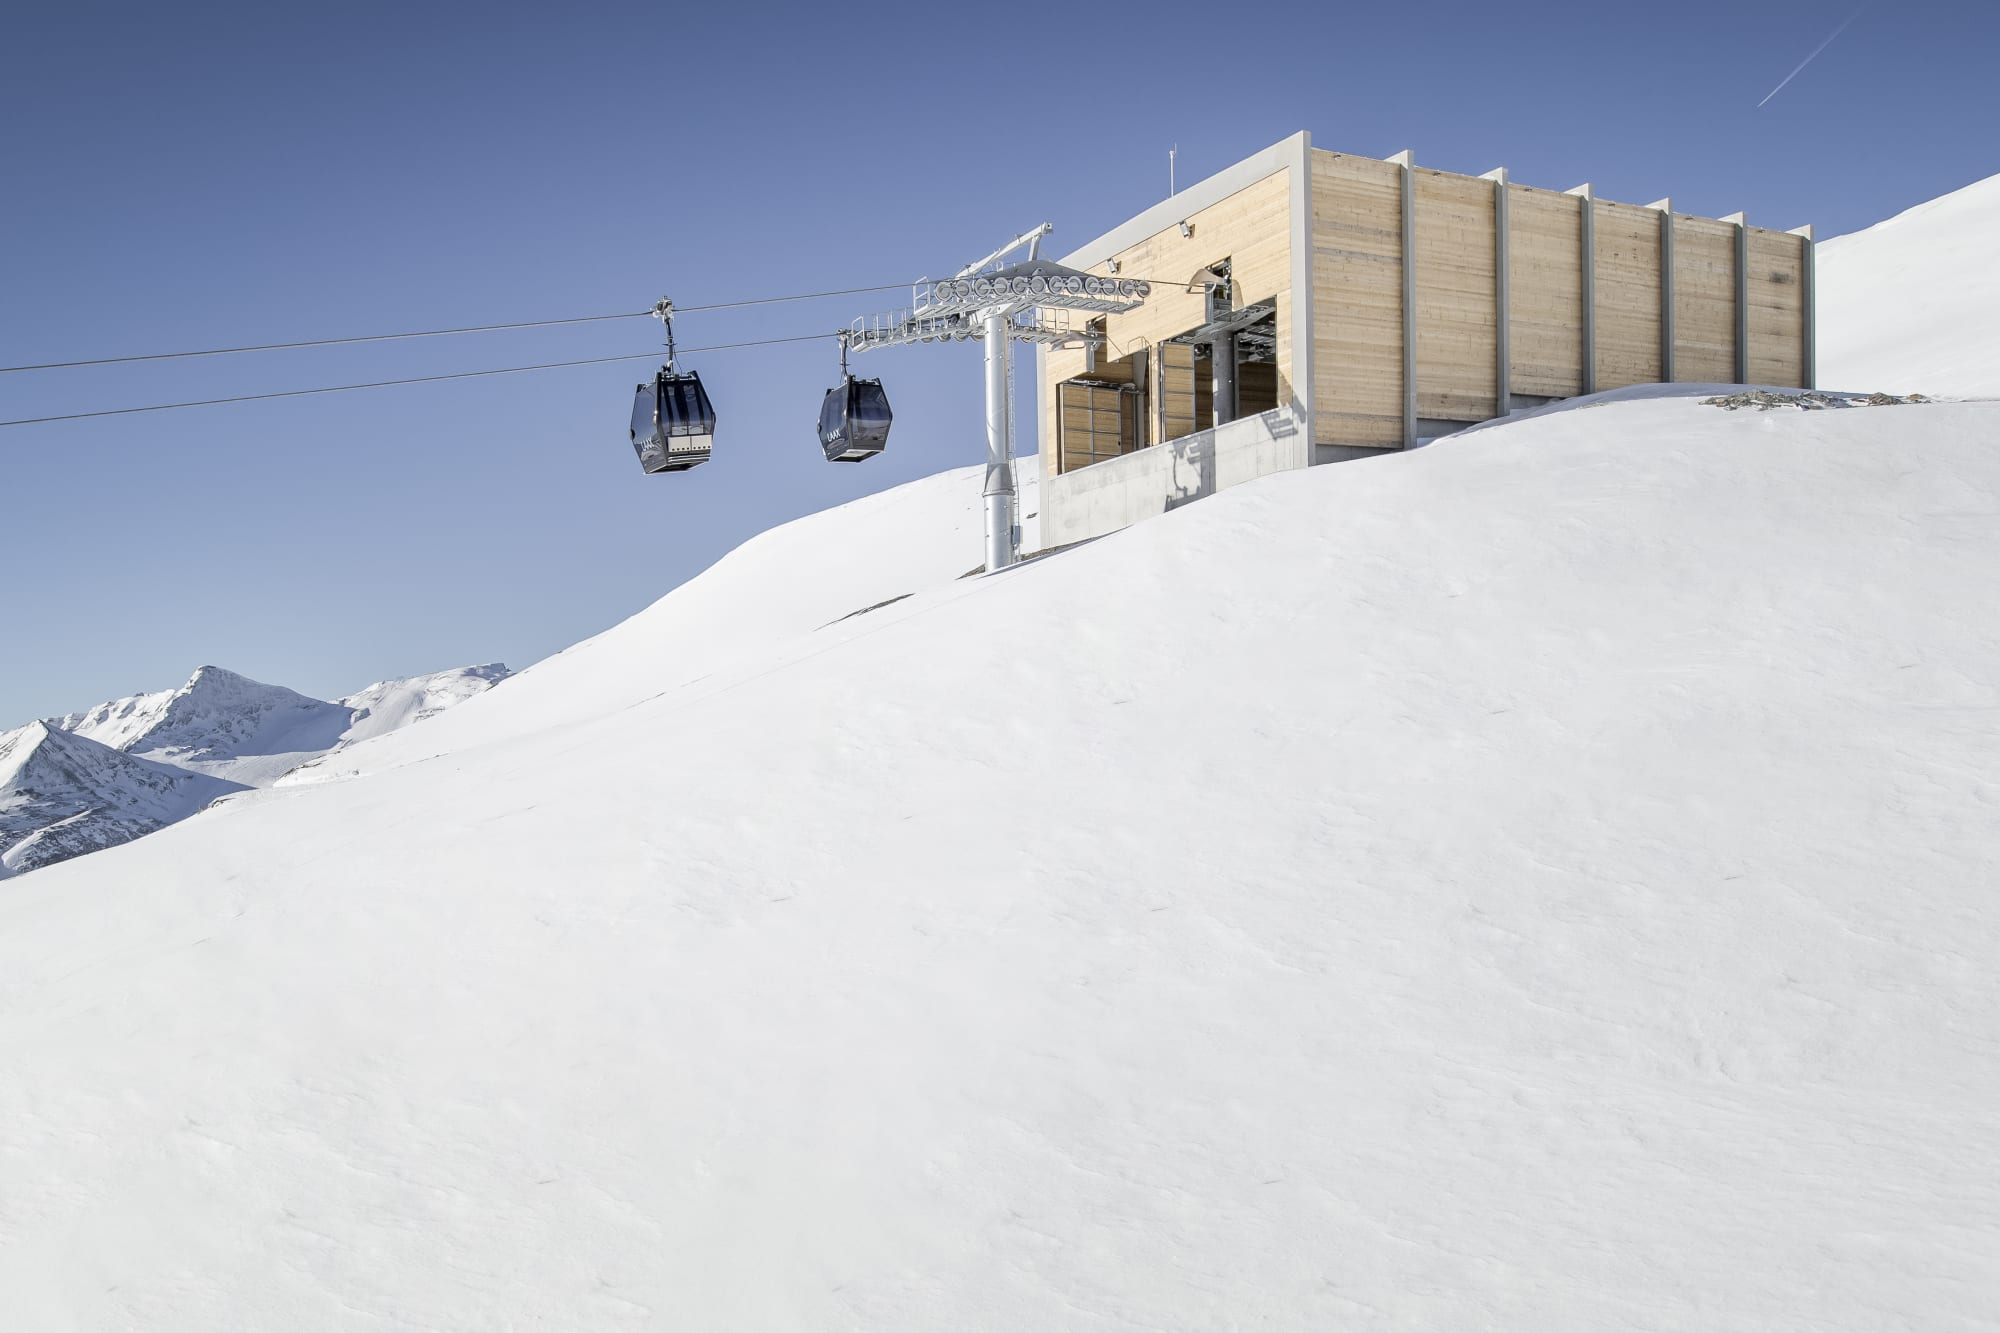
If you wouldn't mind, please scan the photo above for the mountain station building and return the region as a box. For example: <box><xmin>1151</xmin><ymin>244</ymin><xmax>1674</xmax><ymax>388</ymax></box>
<box><xmin>1035</xmin><ymin>131</ymin><xmax>1817</xmax><ymax>546</ymax></box>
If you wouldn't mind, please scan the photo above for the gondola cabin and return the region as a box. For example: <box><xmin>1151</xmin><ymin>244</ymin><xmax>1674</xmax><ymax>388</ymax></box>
<box><xmin>817</xmin><ymin>375</ymin><xmax>892</xmax><ymax>463</ymax></box>
<box><xmin>630</xmin><ymin>367</ymin><xmax>716</xmax><ymax>474</ymax></box>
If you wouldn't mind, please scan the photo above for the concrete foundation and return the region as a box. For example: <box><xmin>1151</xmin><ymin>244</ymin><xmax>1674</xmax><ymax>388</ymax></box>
<box><xmin>1039</xmin><ymin>404</ymin><xmax>1316</xmax><ymax>549</ymax></box>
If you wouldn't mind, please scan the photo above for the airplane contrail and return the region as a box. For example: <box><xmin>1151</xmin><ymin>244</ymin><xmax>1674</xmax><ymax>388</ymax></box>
<box><xmin>1759</xmin><ymin>7</ymin><xmax>1868</xmax><ymax>107</ymax></box>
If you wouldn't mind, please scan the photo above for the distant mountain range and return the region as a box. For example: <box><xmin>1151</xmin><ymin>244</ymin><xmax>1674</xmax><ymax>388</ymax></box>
<box><xmin>0</xmin><ymin>663</ymin><xmax>509</xmax><ymax>877</ymax></box>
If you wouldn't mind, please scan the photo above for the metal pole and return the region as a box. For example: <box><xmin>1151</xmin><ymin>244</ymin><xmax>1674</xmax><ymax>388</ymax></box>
<box><xmin>1211</xmin><ymin>334</ymin><xmax>1237</xmax><ymax>428</ymax></box>
<box><xmin>958</xmin><ymin>224</ymin><xmax>1053</xmax><ymax>280</ymax></box>
<box><xmin>983</xmin><ymin>310</ymin><xmax>1017</xmax><ymax>572</ymax></box>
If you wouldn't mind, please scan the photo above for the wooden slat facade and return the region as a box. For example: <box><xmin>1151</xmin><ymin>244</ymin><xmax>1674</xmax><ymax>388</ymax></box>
<box><xmin>1158</xmin><ymin>342</ymin><xmax>1199</xmax><ymax>444</ymax></box>
<box><xmin>1508</xmin><ymin>184</ymin><xmax>1585</xmax><ymax>400</ymax></box>
<box><xmin>1058</xmin><ymin>381</ymin><xmax>1141</xmax><ymax>473</ymax></box>
<box><xmin>1672</xmin><ymin>215</ymin><xmax>1738</xmax><ymax>383</ymax></box>
<box><xmin>1413</xmin><ymin>168</ymin><xmax>1499</xmax><ymax>423</ymax></box>
<box><xmin>1042</xmin><ymin>139</ymin><xmax>1811</xmax><ymax>482</ymax></box>
<box><xmin>1592</xmin><ymin>200</ymin><xmax>1664</xmax><ymax>390</ymax></box>
<box><xmin>1311</xmin><ymin>152</ymin><xmax>1406</xmax><ymax>447</ymax></box>
<box><xmin>1745</xmin><ymin>229</ymin><xmax>1807</xmax><ymax>386</ymax></box>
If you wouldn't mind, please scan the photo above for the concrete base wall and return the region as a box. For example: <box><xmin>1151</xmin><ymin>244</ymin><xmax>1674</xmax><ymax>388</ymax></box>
<box><xmin>1039</xmin><ymin>404</ymin><xmax>1315</xmax><ymax>550</ymax></box>
<box><xmin>1314</xmin><ymin>444</ymin><xmax>1394</xmax><ymax>465</ymax></box>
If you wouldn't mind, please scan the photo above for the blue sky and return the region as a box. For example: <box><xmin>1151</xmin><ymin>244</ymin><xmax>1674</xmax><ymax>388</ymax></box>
<box><xmin>3</xmin><ymin>0</ymin><xmax>1993</xmax><ymax>725</ymax></box>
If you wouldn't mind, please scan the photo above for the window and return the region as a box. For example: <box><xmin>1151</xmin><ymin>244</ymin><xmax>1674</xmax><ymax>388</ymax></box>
<box><xmin>1059</xmin><ymin>381</ymin><xmax>1141</xmax><ymax>472</ymax></box>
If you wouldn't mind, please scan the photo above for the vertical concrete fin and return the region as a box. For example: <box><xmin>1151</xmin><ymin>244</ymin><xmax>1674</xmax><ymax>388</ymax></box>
<box><xmin>1574</xmin><ymin>186</ymin><xmax>1596</xmax><ymax>393</ymax></box>
<box><xmin>1790</xmin><ymin>224</ymin><xmax>1817</xmax><ymax>388</ymax></box>
<box><xmin>1290</xmin><ymin>131</ymin><xmax>1315</xmax><ymax>456</ymax></box>
<box><xmin>1483</xmin><ymin>169</ymin><xmax>1510</xmax><ymax>415</ymax></box>
<box><xmin>1653</xmin><ymin>200</ymin><xmax>1676</xmax><ymax>381</ymax></box>
<box><xmin>1729</xmin><ymin>214</ymin><xmax>1749</xmax><ymax>383</ymax></box>
<box><xmin>1395</xmin><ymin>153</ymin><xmax>1417</xmax><ymax>446</ymax></box>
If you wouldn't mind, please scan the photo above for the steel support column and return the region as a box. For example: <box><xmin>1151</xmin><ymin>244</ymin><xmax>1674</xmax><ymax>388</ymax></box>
<box><xmin>1211</xmin><ymin>333</ymin><xmax>1237</xmax><ymax>428</ymax></box>
<box><xmin>982</xmin><ymin>310</ymin><xmax>1017</xmax><ymax>572</ymax></box>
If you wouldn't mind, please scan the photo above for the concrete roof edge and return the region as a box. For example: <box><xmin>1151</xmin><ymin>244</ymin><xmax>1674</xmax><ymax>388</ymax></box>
<box><xmin>1059</xmin><ymin>131</ymin><xmax>1311</xmax><ymax>270</ymax></box>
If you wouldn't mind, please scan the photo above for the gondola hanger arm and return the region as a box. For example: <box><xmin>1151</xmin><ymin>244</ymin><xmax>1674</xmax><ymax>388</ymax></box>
<box><xmin>653</xmin><ymin>297</ymin><xmax>677</xmax><ymax>369</ymax></box>
<box><xmin>954</xmin><ymin>223</ymin><xmax>1053</xmax><ymax>279</ymax></box>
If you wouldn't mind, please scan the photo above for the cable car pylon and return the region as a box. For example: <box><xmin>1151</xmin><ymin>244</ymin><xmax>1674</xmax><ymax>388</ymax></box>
<box><xmin>843</xmin><ymin>224</ymin><xmax>1151</xmax><ymax>572</ymax></box>
<box><xmin>620</xmin><ymin>232</ymin><xmax>1150</xmax><ymax>575</ymax></box>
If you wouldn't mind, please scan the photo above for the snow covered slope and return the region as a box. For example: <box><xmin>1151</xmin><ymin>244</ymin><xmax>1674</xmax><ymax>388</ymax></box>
<box><xmin>1</xmin><ymin>395</ymin><xmax>1994</xmax><ymax>1328</ymax></box>
<box><xmin>1819</xmin><ymin>170</ymin><xmax>2000</xmax><ymax>398</ymax></box>
<box><xmin>336</xmin><ymin>663</ymin><xmax>512</xmax><ymax>745</ymax></box>
<box><xmin>0</xmin><ymin>722</ymin><xmax>242</xmax><ymax>878</ymax></box>
<box><xmin>279</xmin><ymin>467</ymin><xmax>1029</xmax><ymax>785</ymax></box>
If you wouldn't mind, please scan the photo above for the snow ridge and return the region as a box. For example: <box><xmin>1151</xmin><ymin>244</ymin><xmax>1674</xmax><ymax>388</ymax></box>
<box><xmin>0</xmin><ymin>722</ymin><xmax>243</xmax><ymax>878</ymax></box>
<box><xmin>108</xmin><ymin>665</ymin><xmax>357</xmax><ymax>785</ymax></box>
<box><xmin>5</xmin><ymin>662</ymin><xmax>512</xmax><ymax>875</ymax></box>
<box><xmin>1820</xmin><ymin>169</ymin><xmax>2000</xmax><ymax>398</ymax></box>
<box><xmin>338</xmin><ymin>663</ymin><xmax>512</xmax><ymax>745</ymax></box>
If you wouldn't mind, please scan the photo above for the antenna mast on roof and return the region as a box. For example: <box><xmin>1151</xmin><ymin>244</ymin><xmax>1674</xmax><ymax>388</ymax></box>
<box><xmin>1169</xmin><ymin>144</ymin><xmax>1177</xmax><ymax>198</ymax></box>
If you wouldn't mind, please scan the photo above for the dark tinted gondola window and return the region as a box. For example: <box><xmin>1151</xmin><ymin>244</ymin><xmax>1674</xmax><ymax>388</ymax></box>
<box><xmin>661</xmin><ymin>374</ymin><xmax>716</xmax><ymax>437</ymax></box>
<box><xmin>630</xmin><ymin>381</ymin><xmax>658</xmax><ymax>441</ymax></box>
<box><xmin>851</xmin><ymin>380</ymin><xmax>891</xmax><ymax>430</ymax></box>
<box><xmin>820</xmin><ymin>385</ymin><xmax>846</xmax><ymax>444</ymax></box>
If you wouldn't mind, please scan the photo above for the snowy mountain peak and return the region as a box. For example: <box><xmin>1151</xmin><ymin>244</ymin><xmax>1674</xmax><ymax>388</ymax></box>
<box><xmin>167</xmin><ymin>663</ymin><xmax>332</xmax><ymax>723</ymax></box>
<box><xmin>8</xmin><ymin>660</ymin><xmax>514</xmax><ymax>873</ymax></box>
<box><xmin>0</xmin><ymin>720</ymin><xmax>55</xmax><ymax>787</ymax></box>
<box><xmin>3</xmin><ymin>720</ymin><xmax>125</xmax><ymax>791</ymax></box>
<box><xmin>93</xmin><ymin>666</ymin><xmax>357</xmax><ymax>786</ymax></box>
<box><xmin>0</xmin><ymin>721</ymin><xmax>244</xmax><ymax>878</ymax></box>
